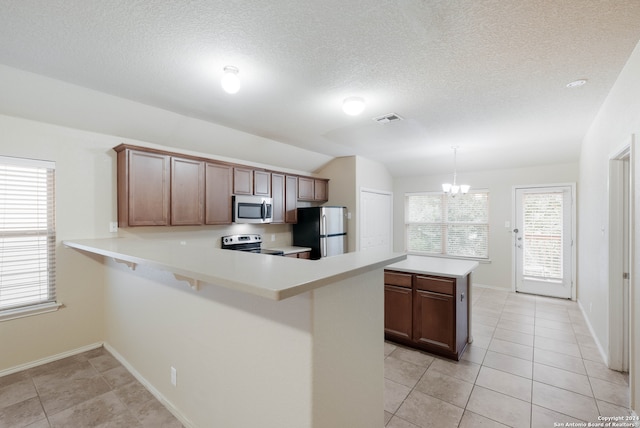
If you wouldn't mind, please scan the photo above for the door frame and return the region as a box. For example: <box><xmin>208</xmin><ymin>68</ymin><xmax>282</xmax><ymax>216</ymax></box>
<box><xmin>608</xmin><ymin>140</ymin><xmax>632</xmax><ymax>371</ymax></box>
<box><xmin>511</xmin><ymin>183</ymin><xmax>577</xmax><ymax>300</ymax></box>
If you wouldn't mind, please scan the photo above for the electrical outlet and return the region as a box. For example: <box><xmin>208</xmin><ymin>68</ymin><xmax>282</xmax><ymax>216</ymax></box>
<box><xmin>109</xmin><ymin>222</ymin><xmax>118</xmax><ymax>233</ymax></box>
<box><xmin>171</xmin><ymin>366</ymin><xmax>177</xmax><ymax>386</ymax></box>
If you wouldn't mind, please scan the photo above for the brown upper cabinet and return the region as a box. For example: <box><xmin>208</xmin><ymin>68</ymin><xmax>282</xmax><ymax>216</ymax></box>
<box><xmin>205</xmin><ymin>163</ymin><xmax>233</xmax><ymax>224</ymax></box>
<box><xmin>298</xmin><ymin>177</ymin><xmax>329</xmax><ymax>202</ymax></box>
<box><xmin>171</xmin><ymin>157</ymin><xmax>205</xmax><ymax>225</ymax></box>
<box><xmin>116</xmin><ymin>147</ymin><xmax>171</xmax><ymax>227</ymax></box>
<box><xmin>233</xmin><ymin>168</ymin><xmax>271</xmax><ymax>196</ymax></box>
<box><xmin>233</xmin><ymin>167</ymin><xmax>253</xmax><ymax>195</ymax></box>
<box><xmin>114</xmin><ymin>144</ymin><xmax>328</xmax><ymax>226</ymax></box>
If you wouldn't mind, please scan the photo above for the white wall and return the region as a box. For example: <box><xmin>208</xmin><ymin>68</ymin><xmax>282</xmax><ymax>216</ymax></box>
<box><xmin>578</xmin><ymin>39</ymin><xmax>640</xmax><ymax>413</ymax></box>
<box><xmin>393</xmin><ymin>163</ymin><xmax>579</xmax><ymax>289</ymax></box>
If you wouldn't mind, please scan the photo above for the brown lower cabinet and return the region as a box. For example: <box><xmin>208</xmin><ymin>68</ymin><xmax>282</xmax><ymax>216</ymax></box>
<box><xmin>384</xmin><ymin>270</ymin><xmax>468</xmax><ymax>360</ymax></box>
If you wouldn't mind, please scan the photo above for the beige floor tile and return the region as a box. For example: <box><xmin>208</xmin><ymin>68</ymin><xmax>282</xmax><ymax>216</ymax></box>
<box><xmin>0</xmin><ymin>371</ymin><xmax>31</xmax><ymax>389</ymax></box>
<box><xmin>384</xmin><ymin>357</ymin><xmax>426</xmax><ymax>388</ymax></box>
<box><xmin>482</xmin><ymin>351</ymin><xmax>532</xmax><ymax>379</ymax></box>
<box><xmin>472</xmin><ymin>323</ymin><xmax>496</xmax><ymax>337</ymax></box>
<box><xmin>396</xmin><ymin>390</ymin><xmax>463</xmax><ymax>428</ymax></box>
<box><xmin>386</xmin><ymin>415</ymin><xmax>420</xmax><ymax>428</ymax></box>
<box><xmin>502</xmin><ymin>306</ymin><xmax>535</xmax><ymax>318</ymax></box>
<box><xmin>495</xmin><ymin>319</ymin><xmax>535</xmax><ymax>335</ymax></box>
<box><xmin>492</xmin><ymin>328</ymin><xmax>534</xmax><ymax>347</ymax></box>
<box><xmin>474</xmin><ymin>315</ymin><xmax>499</xmax><ymax>328</ymax></box>
<box><xmin>384</xmin><ymin>378</ymin><xmax>411</xmax><ymax>413</ymax></box>
<box><xmin>534</xmin><ymin>348</ymin><xmax>586</xmax><ymax>375</ymax></box>
<box><xmin>572</xmin><ymin>323</ymin><xmax>592</xmax><ymax>336</ymax></box>
<box><xmin>475</xmin><ymin>366</ymin><xmax>532</xmax><ymax>402</ymax></box>
<box><xmin>389</xmin><ymin>347</ymin><xmax>434</xmax><ymax>368</ymax></box>
<box><xmin>533</xmin><ymin>362</ymin><xmax>593</xmax><ymax>397</ymax></box>
<box><xmin>48</xmin><ymin>391</ymin><xmax>134</xmax><ymax>428</ymax></box>
<box><xmin>429</xmin><ymin>358</ymin><xmax>480</xmax><ymax>384</ymax></box>
<box><xmin>460</xmin><ymin>344</ymin><xmax>487</xmax><ymax>365</ymax></box>
<box><xmin>596</xmin><ymin>399</ymin><xmax>633</xmax><ymax>418</ymax></box>
<box><xmin>466</xmin><ymin>386</ymin><xmax>531</xmax><ymax>428</ymax></box>
<box><xmin>26</xmin><ymin>356</ymin><xmax>86</xmax><ymax>378</ymax></box>
<box><xmin>499</xmin><ymin>311</ymin><xmax>535</xmax><ymax>325</ymax></box>
<box><xmin>488</xmin><ymin>338</ymin><xmax>533</xmax><ymax>361</ymax></box>
<box><xmin>0</xmin><ymin>396</ymin><xmax>46</xmax><ymax>427</ymax></box>
<box><xmin>534</xmin><ymin>335</ymin><xmax>582</xmax><ymax>358</ymax></box>
<box><xmin>575</xmin><ymin>332</ymin><xmax>597</xmax><ymax>347</ymax></box>
<box><xmin>579</xmin><ymin>342</ymin><xmax>607</xmax><ymax>363</ymax></box>
<box><xmin>589</xmin><ymin>377</ymin><xmax>629</xmax><ymax>407</ymax></box>
<box><xmin>24</xmin><ymin>418</ymin><xmax>51</xmax><ymax>428</ymax></box>
<box><xmin>88</xmin><ymin>354</ymin><xmax>122</xmax><ymax>373</ymax></box>
<box><xmin>112</xmin><ymin>380</ymin><xmax>156</xmax><ymax>413</ymax></box>
<box><xmin>458</xmin><ymin>410</ymin><xmax>509</xmax><ymax>428</ymax></box>
<box><xmin>0</xmin><ymin>377</ymin><xmax>38</xmax><ymax>409</ymax></box>
<box><xmin>384</xmin><ymin>410</ymin><xmax>393</xmax><ymax>425</ymax></box>
<box><xmin>384</xmin><ymin>342</ymin><xmax>398</xmax><ymax>356</ymax></box>
<box><xmin>535</xmin><ymin>325</ymin><xmax>577</xmax><ymax>344</ymax></box>
<box><xmin>132</xmin><ymin>399</ymin><xmax>182</xmax><ymax>428</ymax></box>
<box><xmin>531</xmin><ymin>404</ymin><xmax>586</xmax><ymax>427</ymax></box>
<box><xmin>535</xmin><ymin>309</ymin><xmax>571</xmax><ymax>323</ymax></box>
<box><xmin>38</xmin><ymin>375</ymin><xmax>112</xmax><ymax>415</ymax></box>
<box><xmin>471</xmin><ymin>334</ymin><xmax>492</xmax><ymax>349</ymax></box>
<box><xmin>583</xmin><ymin>360</ymin><xmax>629</xmax><ymax>386</ymax></box>
<box><xmin>535</xmin><ymin>317</ymin><xmax>574</xmax><ymax>332</ymax></box>
<box><xmin>31</xmin><ymin>361</ymin><xmax>99</xmax><ymax>390</ymax></box>
<box><xmin>532</xmin><ymin>381</ymin><xmax>599</xmax><ymax>421</ymax></box>
<box><xmin>102</xmin><ymin>366</ymin><xmax>137</xmax><ymax>389</ymax></box>
<box><xmin>415</xmin><ymin>368</ymin><xmax>473</xmax><ymax>408</ymax></box>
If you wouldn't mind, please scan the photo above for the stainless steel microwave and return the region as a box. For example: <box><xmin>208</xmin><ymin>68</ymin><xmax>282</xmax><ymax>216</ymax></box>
<box><xmin>233</xmin><ymin>195</ymin><xmax>273</xmax><ymax>224</ymax></box>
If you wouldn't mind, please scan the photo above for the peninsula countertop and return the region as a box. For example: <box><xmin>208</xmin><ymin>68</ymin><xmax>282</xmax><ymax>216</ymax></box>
<box><xmin>386</xmin><ymin>255</ymin><xmax>479</xmax><ymax>278</ymax></box>
<box><xmin>63</xmin><ymin>238</ymin><xmax>406</xmax><ymax>301</ymax></box>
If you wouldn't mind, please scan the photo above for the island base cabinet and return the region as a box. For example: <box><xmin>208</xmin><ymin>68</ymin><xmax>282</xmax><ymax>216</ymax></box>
<box><xmin>384</xmin><ymin>285</ymin><xmax>412</xmax><ymax>341</ymax></box>
<box><xmin>384</xmin><ymin>270</ymin><xmax>468</xmax><ymax>360</ymax></box>
<box><xmin>413</xmin><ymin>290</ymin><xmax>454</xmax><ymax>352</ymax></box>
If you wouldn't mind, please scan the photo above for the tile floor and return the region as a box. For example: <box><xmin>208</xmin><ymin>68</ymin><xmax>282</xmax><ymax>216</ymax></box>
<box><xmin>0</xmin><ymin>347</ymin><xmax>183</xmax><ymax>427</ymax></box>
<box><xmin>0</xmin><ymin>286</ymin><xmax>634</xmax><ymax>428</ymax></box>
<box><xmin>384</xmin><ymin>287</ymin><xmax>634</xmax><ymax>428</ymax></box>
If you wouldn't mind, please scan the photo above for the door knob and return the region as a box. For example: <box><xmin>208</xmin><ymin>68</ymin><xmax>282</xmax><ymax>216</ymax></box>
<box><xmin>513</xmin><ymin>228</ymin><xmax>519</xmax><ymax>233</ymax></box>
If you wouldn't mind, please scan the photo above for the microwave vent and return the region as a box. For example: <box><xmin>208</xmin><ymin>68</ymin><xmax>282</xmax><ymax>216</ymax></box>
<box><xmin>373</xmin><ymin>113</ymin><xmax>404</xmax><ymax>124</ymax></box>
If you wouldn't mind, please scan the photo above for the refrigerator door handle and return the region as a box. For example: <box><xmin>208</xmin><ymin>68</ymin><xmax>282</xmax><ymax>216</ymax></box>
<box><xmin>321</xmin><ymin>214</ymin><xmax>327</xmax><ymax>257</ymax></box>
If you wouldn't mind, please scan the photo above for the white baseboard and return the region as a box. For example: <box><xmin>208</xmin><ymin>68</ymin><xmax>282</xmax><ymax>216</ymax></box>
<box><xmin>0</xmin><ymin>342</ymin><xmax>103</xmax><ymax>378</ymax></box>
<box><xmin>103</xmin><ymin>343</ymin><xmax>194</xmax><ymax>428</ymax></box>
<box><xmin>577</xmin><ymin>299</ymin><xmax>609</xmax><ymax>366</ymax></box>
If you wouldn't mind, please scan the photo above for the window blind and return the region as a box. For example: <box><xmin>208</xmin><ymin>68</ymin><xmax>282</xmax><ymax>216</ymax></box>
<box><xmin>522</xmin><ymin>192</ymin><xmax>563</xmax><ymax>279</ymax></box>
<box><xmin>406</xmin><ymin>191</ymin><xmax>489</xmax><ymax>259</ymax></box>
<box><xmin>0</xmin><ymin>156</ymin><xmax>56</xmax><ymax>312</ymax></box>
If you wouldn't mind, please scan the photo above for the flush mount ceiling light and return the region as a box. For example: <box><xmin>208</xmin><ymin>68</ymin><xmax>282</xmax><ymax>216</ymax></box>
<box><xmin>442</xmin><ymin>146</ymin><xmax>470</xmax><ymax>196</ymax></box>
<box><xmin>566</xmin><ymin>79</ymin><xmax>587</xmax><ymax>88</ymax></box>
<box><xmin>221</xmin><ymin>66</ymin><xmax>241</xmax><ymax>94</ymax></box>
<box><xmin>342</xmin><ymin>97</ymin><xmax>365</xmax><ymax>116</ymax></box>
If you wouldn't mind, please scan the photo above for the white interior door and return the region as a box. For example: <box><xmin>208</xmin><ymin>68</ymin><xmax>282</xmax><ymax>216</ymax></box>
<box><xmin>359</xmin><ymin>189</ymin><xmax>392</xmax><ymax>252</ymax></box>
<box><xmin>514</xmin><ymin>185</ymin><xmax>574</xmax><ymax>299</ymax></box>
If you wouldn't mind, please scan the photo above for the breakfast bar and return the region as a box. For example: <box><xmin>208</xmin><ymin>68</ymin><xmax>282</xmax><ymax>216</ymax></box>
<box><xmin>63</xmin><ymin>237</ymin><xmax>405</xmax><ymax>428</ymax></box>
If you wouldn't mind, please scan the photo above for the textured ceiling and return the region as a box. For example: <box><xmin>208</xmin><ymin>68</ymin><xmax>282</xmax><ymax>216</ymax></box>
<box><xmin>0</xmin><ymin>0</ymin><xmax>639</xmax><ymax>176</ymax></box>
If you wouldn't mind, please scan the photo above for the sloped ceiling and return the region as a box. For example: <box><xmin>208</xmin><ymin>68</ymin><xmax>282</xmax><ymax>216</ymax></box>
<box><xmin>0</xmin><ymin>0</ymin><xmax>639</xmax><ymax>176</ymax></box>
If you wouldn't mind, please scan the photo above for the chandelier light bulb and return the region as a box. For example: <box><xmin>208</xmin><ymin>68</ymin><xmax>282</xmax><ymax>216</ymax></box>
<box><xmin>342</xmin><ymin>97</ymin><xmax>365</xmax><ymax>116</ymax></box>
<box><xmin>443</xmin><ymin>146</ymin><xmax>470</xmax><ymax>196</ymax></box>
<box><xmin>221</xmin><ymin>66</ymin><xmax>241</xmax><ymax>94</ymax></box>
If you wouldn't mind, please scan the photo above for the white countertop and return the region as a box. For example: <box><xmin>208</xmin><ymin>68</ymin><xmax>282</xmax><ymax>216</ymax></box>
<box><xmin>386</xmin><ymin>255</ymin><xmax>479</xmax><ymax>278</ymax></box>
<box><xmin>63</xmin><ymin>238</ymin><xmax>406</xmax><ymax>300</ymax></box>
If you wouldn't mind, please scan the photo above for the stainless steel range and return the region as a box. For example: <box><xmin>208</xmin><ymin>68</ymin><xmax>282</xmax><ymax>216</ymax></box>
<box><xmin>221</xmin><ymin>234</ymin><xmax>284</xmax><ymax>256</ymax></box>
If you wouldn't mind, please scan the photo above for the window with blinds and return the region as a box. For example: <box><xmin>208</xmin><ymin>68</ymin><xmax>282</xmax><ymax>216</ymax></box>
<box><xmin>0</xmin><ymin>156</ymin><xmax>56</xmax><ymax>315</ymax></box>
<box><xmin>522</xmin><ymin>192</ymin><xmax>563</xmax><ymax>279</ymax></box>
<box><xmin>405</xmin><ymin>191</ymin><xmax>489</xmax><ymax>259</ymax></box>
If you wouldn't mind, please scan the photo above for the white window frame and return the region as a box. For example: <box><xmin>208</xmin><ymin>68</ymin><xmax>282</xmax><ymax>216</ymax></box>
<box><xmin>0</xmin><ymin>155</ymin><xmax>61</xmax><ymax>322</ymax></box>
<box><xmin>405</xmin><ymin>190</ymin><xmax>490</xmax><ymax>261</ymax></box>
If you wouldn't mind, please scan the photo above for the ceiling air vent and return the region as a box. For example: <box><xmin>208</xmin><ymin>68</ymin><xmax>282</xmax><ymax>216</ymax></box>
<box><xmin>373</xmin><ymin>113</ymin><xmax>404</xmax><ymax>124</ymax></box>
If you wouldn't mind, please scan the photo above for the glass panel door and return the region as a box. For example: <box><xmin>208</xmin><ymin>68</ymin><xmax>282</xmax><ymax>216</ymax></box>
<box><xmin>514</xmin><ymin>186</ymin><xmax>573</xmax><ymax>298</ymax></box>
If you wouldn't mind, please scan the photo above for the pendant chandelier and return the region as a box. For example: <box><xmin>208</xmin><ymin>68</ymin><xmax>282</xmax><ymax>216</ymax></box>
<box><xmin>442</xmin><ymin>146</ymin><xmax>470</xmax><ymax>196</ymax></box>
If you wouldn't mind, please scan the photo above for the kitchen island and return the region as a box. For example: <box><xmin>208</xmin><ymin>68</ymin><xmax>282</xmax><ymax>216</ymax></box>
<box><xmin>385</xmin><ymin>255</ymin><xmax>479</xmax><ymax>360</ymax></box>
<box><xmin>64</xmin><ymin>237</ymin><xmax>405</xmax><ymax>428</ymax></box>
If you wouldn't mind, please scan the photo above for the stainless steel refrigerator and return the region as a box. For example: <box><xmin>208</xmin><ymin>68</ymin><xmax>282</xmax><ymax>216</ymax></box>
<box><xmin>292</xmin><ymin>206</ymin><xmax>347</xmax><ymax>259</ymax></box>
